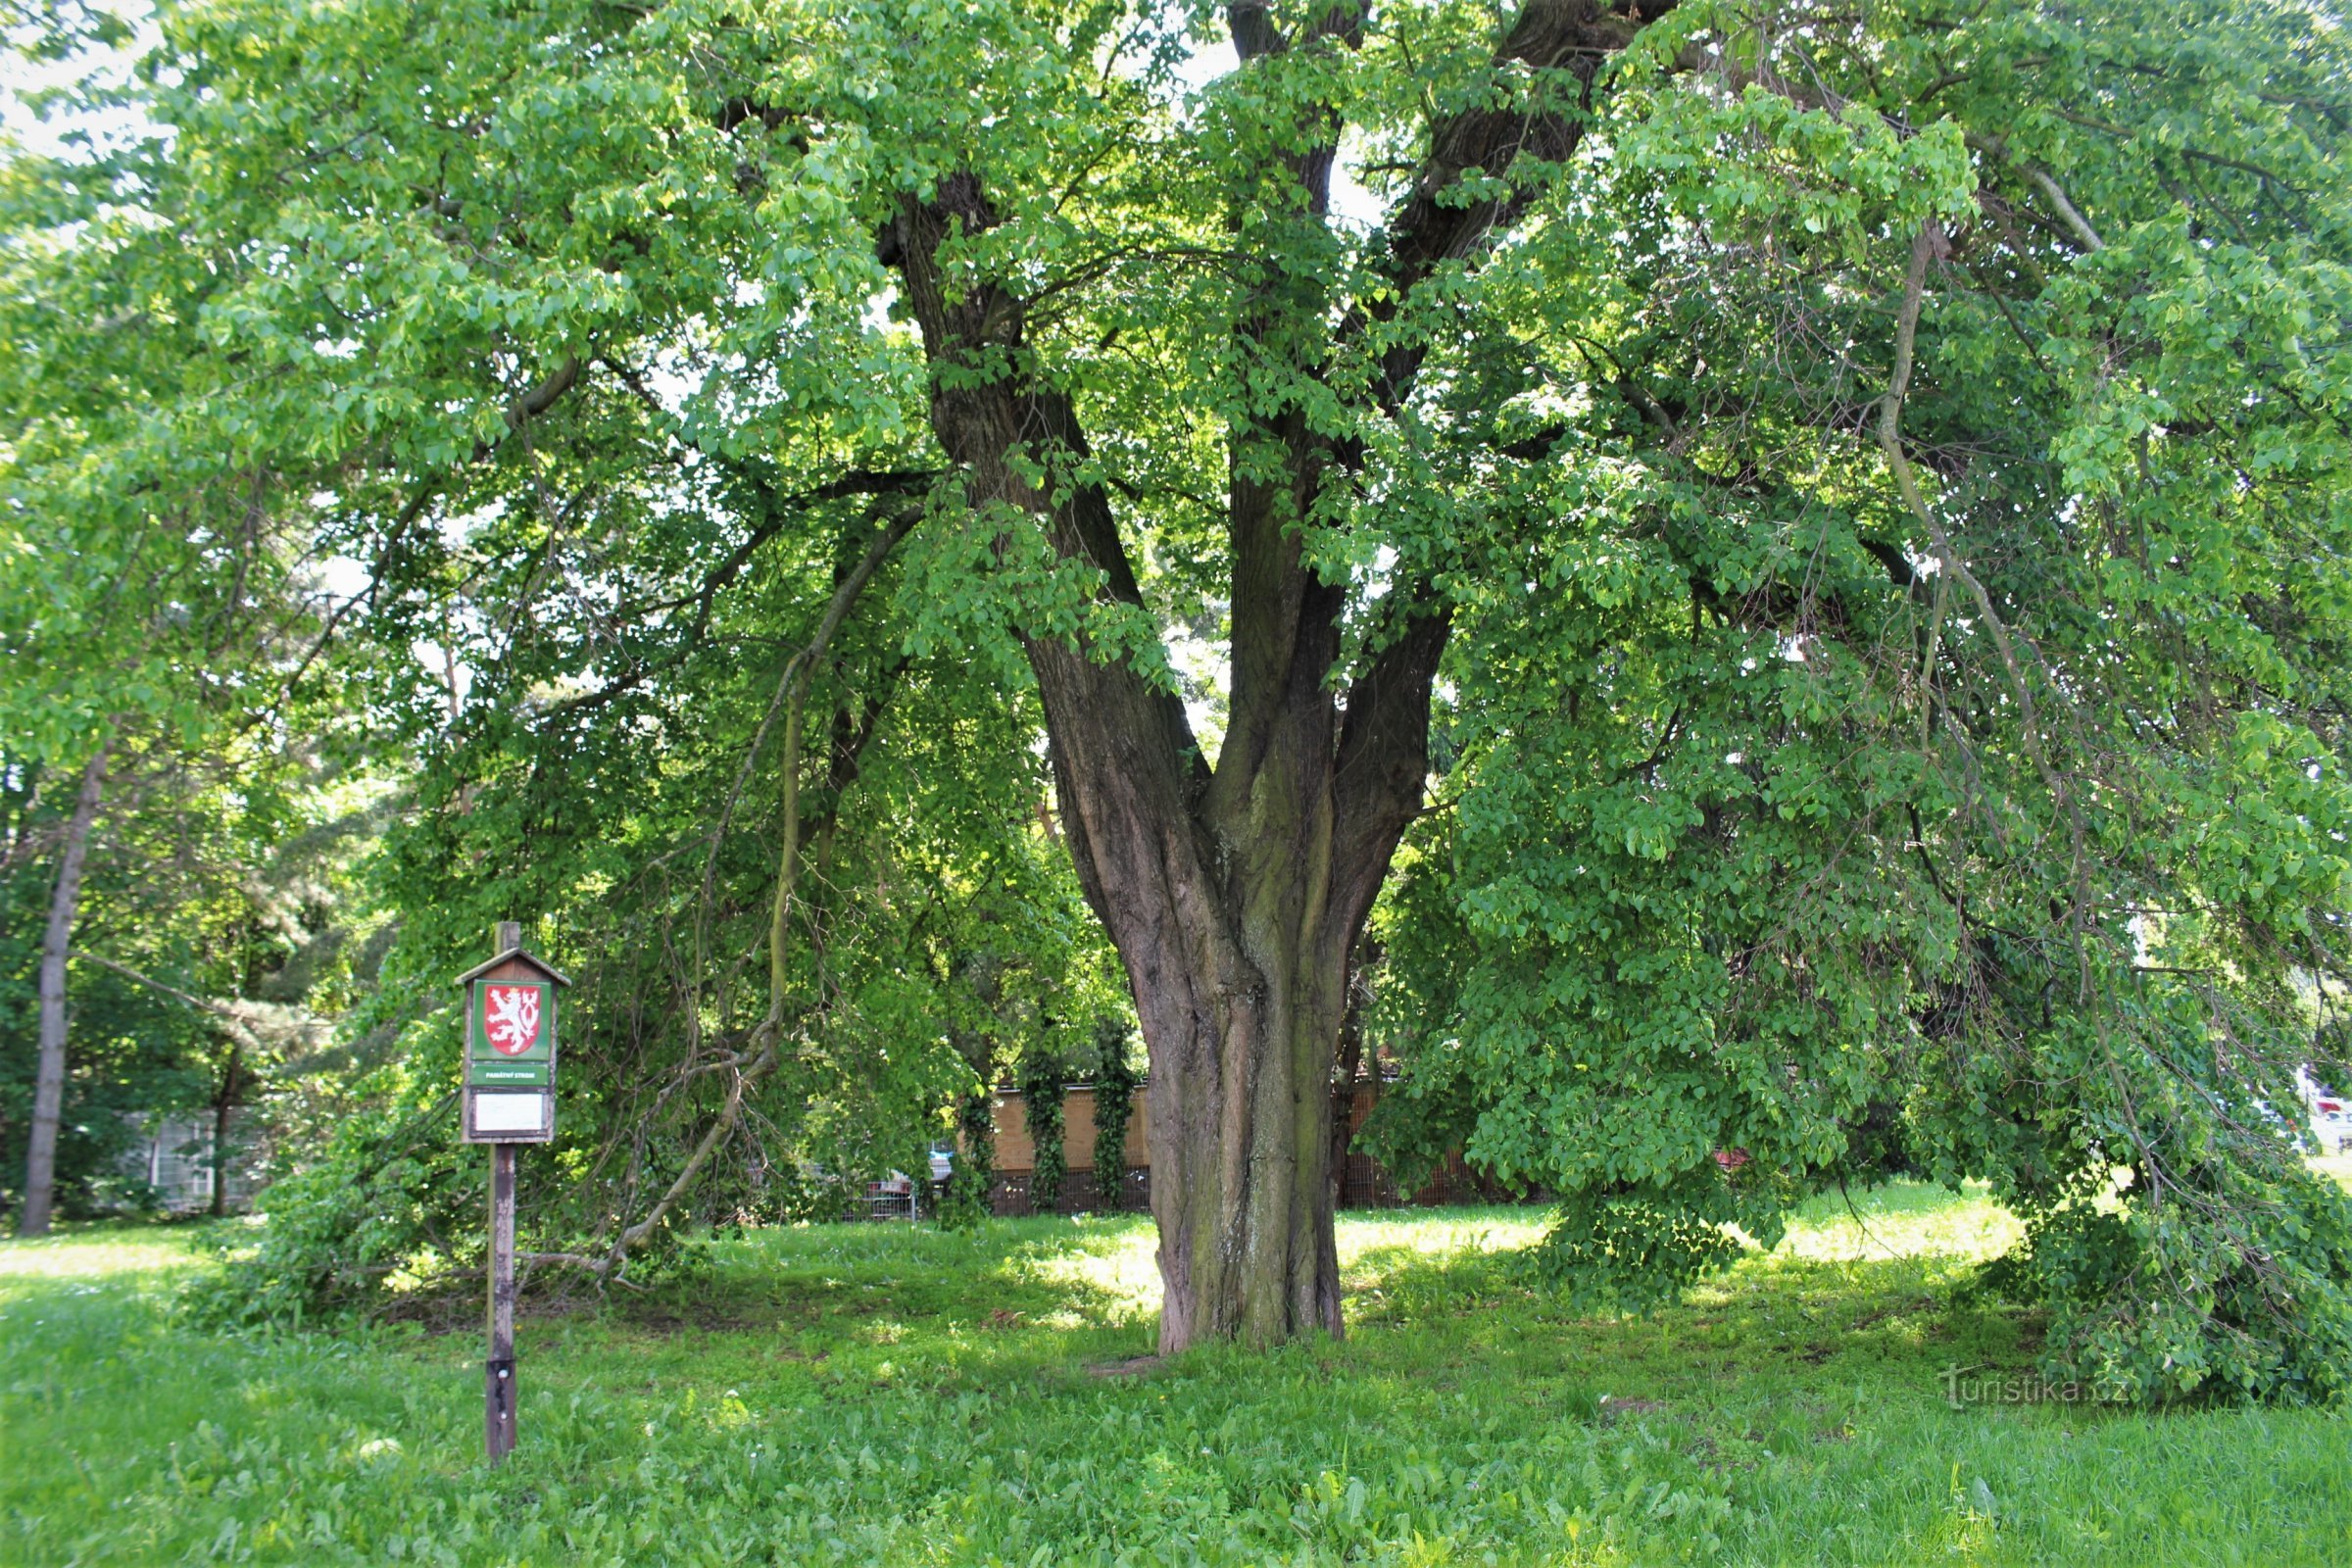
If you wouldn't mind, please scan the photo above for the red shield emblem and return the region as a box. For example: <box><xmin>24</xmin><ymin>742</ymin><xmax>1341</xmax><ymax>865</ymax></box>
<box><xmin>482</xmin><ymin>983</ymin><xmax>544</xmax><ymax>1056</ymax></box>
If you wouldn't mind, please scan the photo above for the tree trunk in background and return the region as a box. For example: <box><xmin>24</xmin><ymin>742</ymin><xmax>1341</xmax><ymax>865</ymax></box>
<box><xmin>19</xmin><ymin>745</ymin><xmax>107</xmax><ymax>1238</ymax></box>
<box><xmin>1330</xmin><ymin>946</ymin><xmax>1374</xmax><ymax>1213</ymax></box>
<box><xmin>210</xmin><ymin>1042</ymin><xmax>243</xmax><ymax>1219</ymax></box>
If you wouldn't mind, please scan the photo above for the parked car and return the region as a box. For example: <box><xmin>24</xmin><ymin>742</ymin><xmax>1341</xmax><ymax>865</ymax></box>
<box><xmin>2313</xmin><ymin>1096</ymin><xmax>2351</xmax><ymax>1155</ymax></box>
<box><xmin>863</xmin><ymin>1172</ymin><xmax>918</xmax><ymax>1221</ymax></box>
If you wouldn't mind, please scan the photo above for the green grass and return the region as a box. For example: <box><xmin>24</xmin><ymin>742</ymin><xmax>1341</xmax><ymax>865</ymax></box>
<box><xmin>5</xmin><ymin>1174</ymin><xmax>2349</xmax><ymax>1565</ymax></box>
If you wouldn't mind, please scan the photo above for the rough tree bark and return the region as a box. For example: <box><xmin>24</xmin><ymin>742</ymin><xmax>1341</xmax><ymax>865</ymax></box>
<box><xmin>19</xmin><ymin>743</ymin><xmax>108</xmax><ymax>1239</ymax></box>
<box><xmin>879</xmin><ymin>0</ymin><xmax>1668</xmax><ymax>1350</ymax></box>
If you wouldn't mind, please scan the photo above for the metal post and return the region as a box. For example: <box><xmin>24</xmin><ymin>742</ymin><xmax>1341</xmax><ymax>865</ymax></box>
<box><xmin>485</xmin><ymin>920</ymin><xmax>522</xmax><ymax>1465</ymax></box>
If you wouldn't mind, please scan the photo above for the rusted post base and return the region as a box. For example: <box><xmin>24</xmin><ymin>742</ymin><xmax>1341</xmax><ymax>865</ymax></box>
<box><xmin>484</xmin><ymin>1356</ymin><xmax>516</xmax><ymax>1462</ymax></box>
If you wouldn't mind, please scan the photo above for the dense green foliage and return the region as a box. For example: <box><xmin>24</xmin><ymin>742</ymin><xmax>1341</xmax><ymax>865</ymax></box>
<box><xmin>1340</xmin><ymin>0</ymin><xmax>2352</xmax><ymax>1401</ymax></box>
<box><xmin>0</xmin><ymin>726</ymin><xmax>387</xmax><ymax>1221</ymax></box>
<box><xmin>4</xmin><ymin>0</ymin><xmax>2351</xmax><ymax>1398</ymax></box>
<box><xmin>1093</xmin><ymin>1017</ymin><xmax>1141</xmax><ymax>1209</ymax></box>
<box><xmin>11</xmin><ymin>1185</ymin><xmax>2352</xmax><ymax>1565</ymax></box>
<box><xmin>1021</xmin><ymin>1048</ymin><xmax>1071</xmax><ymax>1215</ymax></box>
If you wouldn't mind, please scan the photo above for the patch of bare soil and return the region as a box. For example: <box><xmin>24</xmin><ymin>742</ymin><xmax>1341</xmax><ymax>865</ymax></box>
<box><xmin>1086</xmin><ymin>1354</ymin><xmax>1163</xmax><ymax>1379</ymax></box>
<box><xmin>618</xmin><ymin>1302</ymin><xmax>774</xmax><ymax>1335</ymax></box>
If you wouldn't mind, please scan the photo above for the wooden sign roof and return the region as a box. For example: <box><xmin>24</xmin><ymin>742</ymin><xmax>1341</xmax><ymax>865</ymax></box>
<box><xmin>452</xmin><ymin>947</ymin><xmax>572</xmax><ymax>989</ymax></box>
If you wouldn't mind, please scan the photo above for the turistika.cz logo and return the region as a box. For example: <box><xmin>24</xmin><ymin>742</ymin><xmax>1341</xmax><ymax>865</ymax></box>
<box><xmin>1939</xmin><ymin>1364</ymin><xmax>2126</xmax><ymax>1407</ymax></box>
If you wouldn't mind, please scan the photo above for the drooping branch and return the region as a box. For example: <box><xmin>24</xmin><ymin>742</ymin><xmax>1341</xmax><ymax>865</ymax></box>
<box><xmin>760</xmin><ymin>513</ymin><xmax>919</xmax><ymax>1019</ymax></box>
<box><xmin>604</xmin><ymin>507</ymin><xmax>917</xmax><ymax>1271</ymax></box>
<box><xmin>368</xmin><ymin>353</ymin><xmax>585</xmax><ymax>612</ymax></box>
<box><xmin>689</xmin><ymin>499</ymin><xmax>925</xmax><ymax>983</ymax></box>
<box><xmin>74</xmin><ymin>950</ymin><xmax>274</xmax><ymax>1054</ymax></box>
<box><xmin>549</xmin><ymin>456</ymin><xmax>937</xmax><ymax>721</ymax></box>
<box><xmin>1878</xmin><ymin>222</ymin><xmax>2095</xmax><ymax>982</ymax></box>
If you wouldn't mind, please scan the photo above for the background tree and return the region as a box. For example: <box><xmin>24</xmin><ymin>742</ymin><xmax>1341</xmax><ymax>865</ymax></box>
<box><xmin>0</xmin><ymin>719</ymin><xmax>386</xmax><ymax>1227</ymax></box>
<box><xmin>0</xmin><ymin>11</ymin><xmax>377</xmax><ymax>1228</ymax></box>
<box><xmin>12</xmin><ymin>744</ymin><xmax>103</xmax><ymax>1236</ymax></box>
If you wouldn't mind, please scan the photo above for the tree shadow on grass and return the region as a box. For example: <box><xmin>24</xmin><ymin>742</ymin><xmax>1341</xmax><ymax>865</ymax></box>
<box><xmin>594</xmin><ymin>1212</ymin><xmax>1163</xmax><ymax>1382</ymax></box>
<box><xmin>553</xmin><ymin>1192</ymin><xmax>2046</xmax><ymax>1423</ymax></box>
<box><xmin>1336</xmin><ymin>1214</ymin><xmax>2045</xmax><ymax>1410</ymax></box>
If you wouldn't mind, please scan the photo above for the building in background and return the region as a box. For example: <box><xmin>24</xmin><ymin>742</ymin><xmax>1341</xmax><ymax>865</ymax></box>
<box><xmin>977</xmin><ymin>1077</ymin><xmax>1526</xmax><ymax>1216</ymax></box>
<box><xmin>121</xmin><ymin>1109</ymin><xmax>265</xmax><ymax>1215</ymax></box>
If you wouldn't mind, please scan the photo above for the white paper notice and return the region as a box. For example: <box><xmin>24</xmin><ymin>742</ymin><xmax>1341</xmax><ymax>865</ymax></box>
<box><xmin>472</xmin><ymin>1092</ymin><xmax>546</xmax><ymax>1134</ymax></box>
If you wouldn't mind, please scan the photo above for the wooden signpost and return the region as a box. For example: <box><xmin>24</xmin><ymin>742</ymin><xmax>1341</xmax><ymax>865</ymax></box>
<box><xmin>457</xmin><ymin>921</ymin><xmax>567</xmax><ymax>1465</ymax></box>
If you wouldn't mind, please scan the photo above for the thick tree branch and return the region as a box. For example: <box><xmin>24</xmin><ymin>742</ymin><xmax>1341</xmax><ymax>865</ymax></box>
<box><xmin>1205</xmin><ymin>6</ymin><xmax>1375</xmax><ymax>828</ymax></box>
<box><xmin>1967</xmin><ymin>133</ymin><xmax>2106</xmax><ymax>254</ymax></box>
<box><xmin>1328</xmin><ymin>597</ymin><xmax>1451</xmax><ymax>945</ymax></box>
<box><xmin>1360</xmin><ymin>0</ymin><xmax>1673</xmax><ymax>415</ymax></box>
<box><xmin>1310</xmin><ymin>1</ymin><xmax>1675</xmax><ymax>939</ymax></box>
<box><xmin>880</xmin><ymin>173</ymin><xmax>1210</xmax><ymax>921</ymax></box>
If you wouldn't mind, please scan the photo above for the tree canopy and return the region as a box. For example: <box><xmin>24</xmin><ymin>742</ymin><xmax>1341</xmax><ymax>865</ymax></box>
<box><xmin>6</xmin><ymin>0</ymin><xmax>2352</xmax><ymax>1400</ymax></box>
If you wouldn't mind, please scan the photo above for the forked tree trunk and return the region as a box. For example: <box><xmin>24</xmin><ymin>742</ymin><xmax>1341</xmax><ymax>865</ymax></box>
<box><xmin>888</xmin><ymin>173</ymin><xmax>1444</xmax><ymax>1349</ymax></box>
<box><xmin>1029</xmin><ymin>608</ymin><xmax>1426</xmax><ymax>1351</ymax></box>
<box><xmin>1027</xmin><ymin>678</ymin><xmax>1366</xmax><ymax>1347</ymax></box>
<box><xmin>881</xmin><ymin>0</ymin><xmax>1660</xmax><ymax>1349</ymax></box>
<box><xmin>19</xmin><ymin>744</ymin><xmax>107</xmax><ymax>1238</ymax></box>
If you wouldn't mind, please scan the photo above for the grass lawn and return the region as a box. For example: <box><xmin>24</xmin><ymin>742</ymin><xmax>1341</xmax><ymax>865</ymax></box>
<box><xmin>5</xmin><ymin>1168</ymin><xmax>2350</xmax><ymax>1566</ymax></box>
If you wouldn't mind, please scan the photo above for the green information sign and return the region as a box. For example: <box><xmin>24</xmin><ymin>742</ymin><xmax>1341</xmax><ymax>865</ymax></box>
<box><xmin>467</xmin><ymin>977</ymin><xmax>557</xmax><ymax>1088</ymax></box>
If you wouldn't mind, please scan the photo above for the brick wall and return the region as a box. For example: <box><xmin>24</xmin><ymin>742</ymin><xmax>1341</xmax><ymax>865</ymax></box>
<box><xmin>982</xmin><ymin>1079</ymin><xmax>1537</xmax><ymax>1216</ymax></box>
<box><xmin>990</xmin><ymin>1085</ymin><xmax>1152</xmax><ymax>1174</ymax></box>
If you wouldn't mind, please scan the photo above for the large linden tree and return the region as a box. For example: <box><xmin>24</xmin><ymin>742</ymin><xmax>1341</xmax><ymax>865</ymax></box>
<box><xmin>8</xmin><ymin>0</ymin><xmax>2352</xmax><ymax>1396</ymax></box>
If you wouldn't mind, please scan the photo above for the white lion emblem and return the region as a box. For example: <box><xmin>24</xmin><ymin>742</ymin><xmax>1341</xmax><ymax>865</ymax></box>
<box><xmin>484</xmin><ymin>984</ymin><xmax>542</xmax><ymax>1055</ymax></box>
